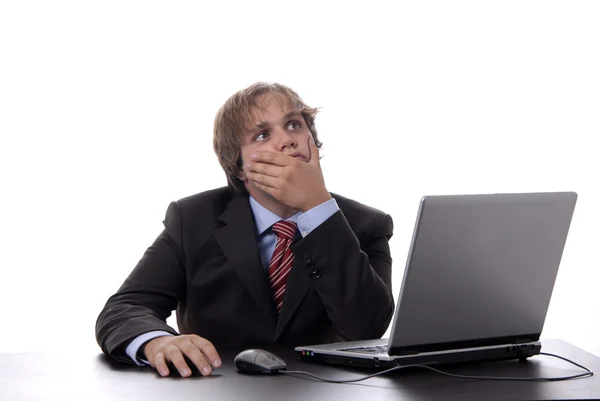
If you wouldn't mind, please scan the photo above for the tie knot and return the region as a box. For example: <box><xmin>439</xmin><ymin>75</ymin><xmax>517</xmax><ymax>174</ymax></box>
<box><xmin>272</xmin><ymin>220</ymin><xmax>297</xmax><ymax>240</ymax></box>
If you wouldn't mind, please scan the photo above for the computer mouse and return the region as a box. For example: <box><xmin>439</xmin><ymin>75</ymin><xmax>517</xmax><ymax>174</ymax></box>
<box><xmin>234</xmin><ymin>349</ymin><xmax>287</xmax><ymax>374</ymax></box>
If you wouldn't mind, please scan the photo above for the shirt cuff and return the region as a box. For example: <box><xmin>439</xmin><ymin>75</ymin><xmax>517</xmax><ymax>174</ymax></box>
<box><xmin>125</xmin><ymin>330</ymin><xmax>174</xmax><ymax>366</ymax></box>
<box><xmin>297</xmin><ymin>198</ymin><xmax>339</xmax><ymax>237</ymax></box>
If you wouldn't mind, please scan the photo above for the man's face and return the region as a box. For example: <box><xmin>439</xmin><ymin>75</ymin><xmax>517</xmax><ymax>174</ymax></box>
<box><xmin>238</xmin><ymin>93</ymin><xmax>313</xmax><ymax>191</ymax></box>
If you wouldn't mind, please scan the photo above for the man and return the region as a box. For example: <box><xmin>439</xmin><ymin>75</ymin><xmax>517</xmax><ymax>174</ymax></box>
<box><xmin>96</xmin><ymin>82</ymin><xmax>394</xmax><ymax>378</ymax></box>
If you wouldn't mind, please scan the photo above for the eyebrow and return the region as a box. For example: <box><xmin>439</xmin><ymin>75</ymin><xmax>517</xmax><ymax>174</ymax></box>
<box><xmin>253</xmin><ymin>110</ymin><xmax>302</xmax><ymax>131</ymax></box>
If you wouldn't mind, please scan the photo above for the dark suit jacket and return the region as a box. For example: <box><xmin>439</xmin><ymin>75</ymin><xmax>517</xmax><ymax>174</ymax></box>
<box><xmin>96</xmin><ymin>187</ymin><xmax>394</xmax><ymax>363</ymax></box>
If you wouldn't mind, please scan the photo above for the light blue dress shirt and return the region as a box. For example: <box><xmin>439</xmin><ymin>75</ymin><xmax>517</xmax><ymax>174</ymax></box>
<box><xmin>125</xmin><ymin>196</ymin><xmax>339</xmax><ymax>365</ymax></box>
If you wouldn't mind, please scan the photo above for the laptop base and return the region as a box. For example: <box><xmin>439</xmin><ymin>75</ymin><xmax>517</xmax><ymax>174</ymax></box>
<box><xmin>296</xmin><ymin>342</ymin><xmax>541</xmax><ymax>369</ymax></box>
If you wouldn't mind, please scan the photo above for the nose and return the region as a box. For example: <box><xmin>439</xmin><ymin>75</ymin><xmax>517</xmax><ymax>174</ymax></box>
<box><xmin>274</xmin><ymin>128</ymin><xmax>296</xmax><ymax>152</ymax></box>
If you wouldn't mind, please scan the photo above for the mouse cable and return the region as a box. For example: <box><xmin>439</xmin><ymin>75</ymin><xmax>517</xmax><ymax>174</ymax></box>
<box><xmin>278</xmin><ymin>352</ymin><xmax>593</xmax><ymax>384</ymax></box>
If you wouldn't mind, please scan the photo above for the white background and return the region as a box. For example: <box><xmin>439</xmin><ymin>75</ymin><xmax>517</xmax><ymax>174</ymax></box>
<box><xmin>1</xmin><ymin>1</ymin><xmax>598</xmax><ymax>357</ymax></box>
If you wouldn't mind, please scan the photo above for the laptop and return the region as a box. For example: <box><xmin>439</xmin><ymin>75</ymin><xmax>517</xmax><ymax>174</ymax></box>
<box><xmin>295</xmin><ymin>191</ymin><xmax>578</xmax><ymax>368</ymax></box>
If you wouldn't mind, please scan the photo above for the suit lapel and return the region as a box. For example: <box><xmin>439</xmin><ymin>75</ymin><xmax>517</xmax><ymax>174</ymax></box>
<box><xmin>213</xmin><ymin>194</ymin><xmax>277</xmax><ymax>329</ymax></box>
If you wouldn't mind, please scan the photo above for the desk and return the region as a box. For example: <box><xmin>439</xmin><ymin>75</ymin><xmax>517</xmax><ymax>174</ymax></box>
<box><xmin>0</xmin><ymin>339</ymin><xmax>598</xmax><ymax>401</ymax></box>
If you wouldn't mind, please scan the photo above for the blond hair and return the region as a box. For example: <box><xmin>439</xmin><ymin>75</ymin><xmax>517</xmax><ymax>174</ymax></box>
<box><xmin>213</xmin><ymin>82</ymin><xmax>322</xmax><ymax>193</ymax></box>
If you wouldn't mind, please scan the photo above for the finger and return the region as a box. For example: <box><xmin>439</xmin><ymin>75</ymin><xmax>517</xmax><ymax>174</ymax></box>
<box><xmin>308</xmin><ymin>136</ymin><xmax>320</xmax><ymax>166</ymax></box>
<box><xmin>166</xmin><ymin>346</ymin><xmax>193</xmax><ymax>377</ymax></box>
<box><xmin>191</xmin><ymin>337</ymin><xmax>222</xmax><ymax>369</ymax></box>
<box><xmin>247</xmin><ymin>171</ymin><xmax>278</xmax><ymax>189</ymax></box>
<box><xmin>248</xmin><ymin>161</ymin><xmax>281</xmax><ymax>177</ymax></box>
<box><xmin>252</xmin><ymin>151</ymin><xmax>290</xmax><ymax>167</ymax></box>
<box><xmin>181</xmin><ymin>343</ymin><xmax>213</xmax><ymax>376</ymax></box>
<box><xmin>154</xmin><ymin>352</ymin><xmax>171</xmax><ymax>377</ymax></box>
<box><xmin>251</xmin><ymin>181</ymin><xmax>279</xmax><ymax>198</ymax></box>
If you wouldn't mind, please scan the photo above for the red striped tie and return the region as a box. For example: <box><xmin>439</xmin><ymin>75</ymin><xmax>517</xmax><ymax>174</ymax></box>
<box><xmin>268</xmin><ymin>220</ymin><xmax>297</xmax><ymax>313</ymax></box>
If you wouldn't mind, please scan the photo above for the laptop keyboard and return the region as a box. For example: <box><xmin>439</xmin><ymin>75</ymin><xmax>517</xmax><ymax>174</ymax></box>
<box><xmin>339</xmin><ymin>345</ymin><xmax>388</xmax><ymax>354</ymax></box>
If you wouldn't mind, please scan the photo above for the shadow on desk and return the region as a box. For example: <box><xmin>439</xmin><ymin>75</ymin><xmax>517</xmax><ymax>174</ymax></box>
<box><xmin>96</xmin><ymin>353</ymin><xmax>225</xmax><ymax>379</ymax></box>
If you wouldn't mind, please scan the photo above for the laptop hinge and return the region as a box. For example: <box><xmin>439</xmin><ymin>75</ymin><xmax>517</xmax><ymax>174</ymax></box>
<box><xmin>514</xmin><ymin>338</ymin><xmax>532</xmax><ymax>344</ymax></box>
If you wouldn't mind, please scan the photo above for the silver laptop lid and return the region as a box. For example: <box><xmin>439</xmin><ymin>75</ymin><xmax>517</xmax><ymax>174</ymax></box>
<box><xmin>388</xmin><ymin>192</ymin><xmax>577</xmax><ymax>355</ymax></box>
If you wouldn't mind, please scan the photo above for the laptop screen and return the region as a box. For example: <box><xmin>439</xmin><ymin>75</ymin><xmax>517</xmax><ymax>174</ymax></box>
<box><xmin>388</xmin><ymin>192</ymin><xmax>577</xmax><ymax>354</ymax></box>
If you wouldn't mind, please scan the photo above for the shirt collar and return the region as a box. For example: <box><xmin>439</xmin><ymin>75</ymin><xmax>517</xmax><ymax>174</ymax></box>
<box><xmin>249</xmin><ymin>196</ymin><xmax>301</xmax><ymax>236</ymax></box>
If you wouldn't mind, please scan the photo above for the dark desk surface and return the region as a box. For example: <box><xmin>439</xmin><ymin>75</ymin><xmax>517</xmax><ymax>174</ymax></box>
<box><xmin>1</xmin><ymin>339</ymin><xmax>598</xmax><ymax>401</ymax></box>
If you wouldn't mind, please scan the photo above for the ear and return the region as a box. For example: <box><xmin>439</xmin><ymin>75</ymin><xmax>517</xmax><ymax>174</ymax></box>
<box><xmin>236</xmin><ymin>156</ymin><xmax>247</xmax><ymax>182</ymax></box>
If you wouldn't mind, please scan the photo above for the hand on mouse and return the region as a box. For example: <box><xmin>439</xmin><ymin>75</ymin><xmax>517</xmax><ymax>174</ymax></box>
<box><xmin>143</xmin><ymin>334</ymin><xmax>222</xmax><ymax>377</ymax></box>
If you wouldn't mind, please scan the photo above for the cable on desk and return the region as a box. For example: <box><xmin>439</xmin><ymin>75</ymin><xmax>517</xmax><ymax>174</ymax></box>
<box><xmin>280</xmin><ymin>365</ymin><xmax>402</xmax><ymax>384</ymax></box>
<box><xmin>279</xmin><ymin>352</ymin><xmax>594</xmax><ymax>384</ymax></box>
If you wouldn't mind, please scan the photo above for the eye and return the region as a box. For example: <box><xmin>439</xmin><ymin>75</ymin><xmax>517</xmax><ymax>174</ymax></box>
<box><xmin>253</xmin><ymin>131</ymin><xmax>270</xmax><ymax>142</ymax></box>
<box><xmin>287</xmin><ymin>120</ymin><xmax>302</xmax><ymax>130</ymax></box>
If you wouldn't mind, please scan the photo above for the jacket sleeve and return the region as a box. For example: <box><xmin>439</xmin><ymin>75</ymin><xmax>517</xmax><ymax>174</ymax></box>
<box><xmin>291</xmin><ymin>210</ymin><xmax>394</xmax><ymax>340</ymax></box>
<box><xmin>95</xmin><ymin>202</ymin><xmax>186</xmax><ymax>363</ymax></box>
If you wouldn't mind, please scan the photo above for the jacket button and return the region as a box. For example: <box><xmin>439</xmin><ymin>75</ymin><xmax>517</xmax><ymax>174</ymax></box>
<box><xmin>311</xmin><ymin>270</ymin><xmax>322</xmax><ymax>279</ymax></box>
<box><xmin>303</xmin><ymin>254</ymin><xmax>311</xmax><ymax>263</ymax></box>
